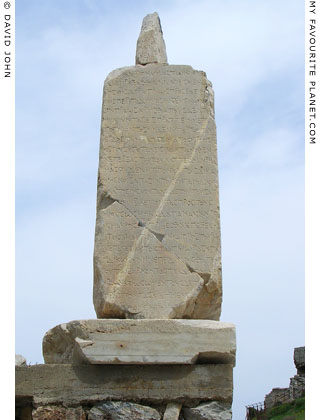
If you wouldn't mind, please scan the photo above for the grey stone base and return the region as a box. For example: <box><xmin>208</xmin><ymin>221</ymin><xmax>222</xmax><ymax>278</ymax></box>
<box><xmin>16</xmin><ymin>363</ymin><xmax>233</xmax><ymax>407</ymax></box>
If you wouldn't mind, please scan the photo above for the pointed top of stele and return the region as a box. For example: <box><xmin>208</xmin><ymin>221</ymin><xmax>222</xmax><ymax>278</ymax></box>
<box><xmin>135</xmin><ymin>12</ymin><xmax>168</xmax><ymax>65</ymax></box>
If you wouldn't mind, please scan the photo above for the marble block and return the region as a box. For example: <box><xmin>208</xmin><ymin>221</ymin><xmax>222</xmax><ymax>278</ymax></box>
<box><xmin>43</xmin><ymin>319</ymin><xmax>236</xmax><ymax>365</ymax></box>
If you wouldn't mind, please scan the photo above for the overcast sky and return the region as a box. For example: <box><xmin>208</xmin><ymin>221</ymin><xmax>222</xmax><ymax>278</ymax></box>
<box><xmin>15</xmin><ymin>1</ymin><xmax>304</xmax><ymax>419</ymax></box>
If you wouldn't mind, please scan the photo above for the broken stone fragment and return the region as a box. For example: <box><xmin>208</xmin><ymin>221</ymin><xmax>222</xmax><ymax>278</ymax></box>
<box><xmin>15</xmin><ymin>354</ymin><xmax>26</xmax><ymax>366</ymax></box>
<box><xmin>136</xmin><ymin>12</ymin><xmax>167</xmax><ymax>65</ymax></box>
<box><xmin>88</xmin><ymin>401</ymin><xmax>160</xmax><ymax>420</ymax></box>
<box><xmin>183</xmin><ymin>401</ymin><xmax>232</xmax><ymax>420</ymax></box>
<box><xmin>33</xmin><ymin>406</ymin><xmax>86</xmax><ymax>420</ymax></box>
<box><xmin>163</xmin><ymin>403</ymin><xmax>182</xmax><ymax>420</ymax></box>
<box><xmin>42</xmin><ymin>319</ymin><xmax>236</xmax><ymax>365</ymax></box>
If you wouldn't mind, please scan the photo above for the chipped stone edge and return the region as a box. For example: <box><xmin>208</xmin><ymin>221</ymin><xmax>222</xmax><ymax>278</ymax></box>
<box><xmin>42</xmin><ymin>319</ymin><xmax>236</xmax><ymax>366</ymax></box>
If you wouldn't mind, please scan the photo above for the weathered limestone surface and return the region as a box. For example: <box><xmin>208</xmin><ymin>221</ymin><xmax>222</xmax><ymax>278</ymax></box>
<box><xmin>42</xmin><ymin>319</ymin><xmax>236</xmax><ymax>365</ymax></box>
<box><xmin>94</xmin><ymin>201</ymin><xmax>203</xmax><ymax>319</ymax></box>
<box><xmin>15</xmin><ymin>364</ymin><xmax>233</xmax><ymax>405</ymax></box>
<box><xmin>183</xmin><ymin>401</ymin><xmax>232</xmax><ymax>420</ymax></box>
<box><xmin>94</xmin><ymin>63</ymin><xmax>221</xmax><ymax>320</ymax></box>
<box><xmin>136</xmin><ymin>12</ymin><xmax>167</xmax><ymax>65</ymax></box>
<box><xmin>163</xmin><ymin>402</ymin><xmax>182</xmax><ymax>420</ymax></box>
<box><xmin>88</xmin><ymin>401</ymin><xmax>160</xmax><ymax>420</ymax></box>
<box><xmin>33</xmin><ymin>406</ymin><xmax>86</xmax><ymax>420</ymax></box>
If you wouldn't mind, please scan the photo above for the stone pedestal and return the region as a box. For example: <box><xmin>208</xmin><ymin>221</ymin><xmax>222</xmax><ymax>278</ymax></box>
<box><xmin>16</xmin><ymin>364</ymin><xmax>234</xmax><ymax>406</ymax></box>
<box><xmin>16</xmin><ymin>363</ymin><xmax>233</xmax><ymax>419</ymax></box>
<box><xmin>43</xmin><ymin>319</ymin><xmax>236</xmax><ymax>365</ymax></box>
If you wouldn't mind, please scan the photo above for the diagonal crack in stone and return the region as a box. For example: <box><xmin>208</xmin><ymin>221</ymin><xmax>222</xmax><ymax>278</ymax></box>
<box><xmin>186</xmin><ymin>263</ymin><xmax>211</xmax><ymax>284</ymax></box>
<box><xmin>101</xmin><ymin>115</ymin><xmax>212</xmax><ymax>300</ymax></box>
<box><xmin>99</xmin><ymin>195</ymin><xmax>212</xmax><ymax>301</ymax></box>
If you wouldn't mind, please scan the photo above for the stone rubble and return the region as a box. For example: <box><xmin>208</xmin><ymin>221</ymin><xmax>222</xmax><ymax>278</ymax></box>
<box><xmin>32</xmin><ymin>406</ymin><xmax>86</xmax><ymax>420</ymax></box>
<box><xmin>183</xmin><ymin>401</ymin><xmax>232</xmax><ymax>420</ymax></box>
<box><xmin>88</xmin><ymin>401</ymin><xmax>161</xmax><ymax>420</ymax></box>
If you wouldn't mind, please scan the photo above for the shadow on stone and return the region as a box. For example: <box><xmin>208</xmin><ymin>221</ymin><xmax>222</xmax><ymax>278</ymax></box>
<box><xmin>15</xmin><ymin>396</ymin><xmax>33</xmax><ymax>420</ymax></box>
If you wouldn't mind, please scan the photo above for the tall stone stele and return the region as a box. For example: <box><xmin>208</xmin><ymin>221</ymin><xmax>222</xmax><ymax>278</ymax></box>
<box><xmin>33</xmin><ymin>13</ymin><xmax>236</xmax><ymax>420</ymax></box>
<box><xmin>93</xmin><ymin>12</ymin><xmax>222</xmax><ymax>321</ymax></box>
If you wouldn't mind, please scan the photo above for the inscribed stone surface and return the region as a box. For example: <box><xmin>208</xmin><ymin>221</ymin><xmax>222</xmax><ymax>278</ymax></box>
<box><xmin>94</xmin><ymin>64</ymin><xmax>222</xmax><ymax>319</ymax></box>
<box><xmin>135</xmin><ymin>12</ymin><xmax>167</xmax><ymax>65</ymax></box>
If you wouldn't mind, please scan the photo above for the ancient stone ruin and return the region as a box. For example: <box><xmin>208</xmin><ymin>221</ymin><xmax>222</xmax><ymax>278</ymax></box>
<box><xmin>246</xmin><ymin>346</ymin><xmax>305</xmax><ymax>419</ymax></box>
<box><xmin>16</xmin><ymin>12</ymin><xmax>237</xmax><ymax>420</ymax></box>
<box><xmin>264</xmin><ymin>346</ymin><xmax>305</xmax><ymax>409</ymax></box>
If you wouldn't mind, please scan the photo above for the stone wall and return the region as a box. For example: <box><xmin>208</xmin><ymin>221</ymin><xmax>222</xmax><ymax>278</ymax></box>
<box><xmin>289</xmin><ymin>374</ymin><xmax>305</xmax><ymax>400</ymax></box>
<box><xmin>264</xmin><ymin>387</ymin><xmax>291</xmax><ymax>409</ymax></box>
<box><xmin>17</xmin><ymin>401</ymin><xmax>232</xmax><ymax>420</ymax></box>
<box><xmin>264</xmin><ymin>346</ymin><xmax>305</xmax><ymax>409</ymax></box>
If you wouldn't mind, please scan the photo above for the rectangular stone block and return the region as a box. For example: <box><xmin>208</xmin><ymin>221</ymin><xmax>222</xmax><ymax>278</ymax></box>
<box><xmin>94</xmin><ymin>63</ymin><xmax>222</xmax><ymax>320</ymax></box>
<box><xmin>16</xmin><ymin>364</ymin><xmax>233</xmax><ymax>406</ymax></box>
<box><xmin>42</xmin><ymin>319</ymin><xmax>236</xmax><ymax>365</ymax></box>
<box><xmin>163</xmin><ymin>403</ymin><xmax>182</xmax><ymax>420</ymax></box>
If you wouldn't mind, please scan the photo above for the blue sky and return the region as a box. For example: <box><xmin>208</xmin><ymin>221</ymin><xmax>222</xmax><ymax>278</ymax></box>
<box><xmin>15</xmin><ymin>1</ymin><xmax>304</xmax><ymax>419</ymax></box>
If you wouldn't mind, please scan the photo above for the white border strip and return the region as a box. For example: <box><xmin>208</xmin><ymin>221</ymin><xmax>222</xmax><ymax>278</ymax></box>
<box><xmin>305</xmin><ymin>0</ymin><xmax>319</xmax><ymax>418</ymax></box>
<box><xmin>0</xmin><ymin>0</ymin><xmax>15</xmax><ymax>417</ymax></box>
